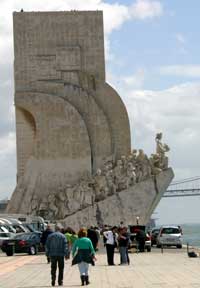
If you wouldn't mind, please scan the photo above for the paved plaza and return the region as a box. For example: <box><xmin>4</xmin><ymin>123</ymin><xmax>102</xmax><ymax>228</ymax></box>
<box><xmin>1</xmin><ymin>248</ymin><xmax>200</xmax><ymax>288</ymax></box>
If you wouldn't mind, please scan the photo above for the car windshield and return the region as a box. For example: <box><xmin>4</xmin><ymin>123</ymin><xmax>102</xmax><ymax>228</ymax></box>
<box><xmin>161</xmin><ymin>228</ymin><xmax>180</xmax><ymax>234</ymax></box>
<box><xmin>129</xmin><ymin>225</ymin><xmax>146</xmax><ymax>233</ymax></box>
<box><xmin>14</xmin><ymin>233</ymin><xmax>32</xmax><ymax>240</ymax></box>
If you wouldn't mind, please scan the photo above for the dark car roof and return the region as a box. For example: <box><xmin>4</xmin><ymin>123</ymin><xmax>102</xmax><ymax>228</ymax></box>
<box><xmin>151</xmin><ymin>228</ymin><xmax>160</xmax><ymax>233</ymax></box>
<box><xmin>129</xmin><ymin>225</ymin><xmax>146</xmax><ymax>233</ymax></box>
<box><xmin>14</xmin><ymin>232</ymin><xmax>41</xmax><ymax>239</ymax></box>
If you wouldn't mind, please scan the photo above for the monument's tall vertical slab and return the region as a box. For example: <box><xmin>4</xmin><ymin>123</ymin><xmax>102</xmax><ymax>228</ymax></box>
<box><xmin>7</xmin><ymin>11</ymin><xmax>131</xmax><ymax>215</ymax></box>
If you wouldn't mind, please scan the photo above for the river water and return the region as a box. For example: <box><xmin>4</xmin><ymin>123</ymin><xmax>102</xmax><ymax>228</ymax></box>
<box><xmin>181</xmin><ymin>223</ymin><xmax>200</xmax><ymax>247</ymax></box>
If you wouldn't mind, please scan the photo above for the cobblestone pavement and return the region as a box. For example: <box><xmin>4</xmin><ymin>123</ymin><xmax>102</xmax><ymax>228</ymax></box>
<box><xmin>1</xmin><ymin>248</ymin><xmax>200</xmax><ymax>288</ymax></box>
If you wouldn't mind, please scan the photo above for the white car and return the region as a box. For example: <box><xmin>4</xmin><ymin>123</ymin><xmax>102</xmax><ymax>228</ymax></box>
<box><xmin>157</xmin><ymin>225</ymin><xmax>182</xmax><ymax>248</ymax></box>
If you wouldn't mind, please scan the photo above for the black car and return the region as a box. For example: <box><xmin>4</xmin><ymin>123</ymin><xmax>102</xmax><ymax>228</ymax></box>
<box><xmin>128</xmin><ymin>225</ymin><xmax>151</xmax><ymax>252</ymax></box>
<box><xmin>1</xmin><ymin>232</ymin><xmax>43</xmax><ymax>256</ymax></box>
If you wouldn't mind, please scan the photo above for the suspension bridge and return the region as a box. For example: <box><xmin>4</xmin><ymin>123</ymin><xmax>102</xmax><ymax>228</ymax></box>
<box><xmin>164</xmin><ymin>176</ymin><xmax>200</xmax><ymax>197</ymax></box>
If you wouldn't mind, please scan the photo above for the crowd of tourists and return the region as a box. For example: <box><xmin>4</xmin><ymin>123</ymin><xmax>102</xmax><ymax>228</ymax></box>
<box><xmin>41</xmin><ymin>223</ymin><xmax>143</xmax><ymax>286</ymax></box>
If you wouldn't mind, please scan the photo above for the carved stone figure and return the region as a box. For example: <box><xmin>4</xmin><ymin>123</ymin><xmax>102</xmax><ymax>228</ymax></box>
<box><xmin>149</xmin><ymin>153</ymin><xmax>163</xmax><ymax>175</ymax></box>
<box><xmin>64</xmin><ymin>184</ymin><xmax>75</xmax><ymax>214</ymax></box>
<box><xmin>120</xmin><ymin>155</ymin><xmax>128</xmax><ymax>174</ymax></box>
<box><xmin>130</xmin><ymin>149</ymin><xmax>137</xmax><ymax>166</ymax></box>
<box><xmin>30</xmin><ymin>195</ymin><xmax>39</xmax><ymax>215</ymax></box>
<box><xmin>114</xmin><ymin>159</ymin><xmax>127</xmax><ymax>191</ymax></box>
<box><xmin>105</xmin><ymin>169</ymin><xmax>116</xmax><ymax>195</ymax></box>
<box><xmin>136</xmin><ymin>149</ymin><xmax>151</xmax><ymax>180</ymax></box>
<box><xmin>155</xmin><ymin>132</ymin><xmax>170</xmax><ymax>169</ymax></box>
<box><xmin>56</xmin><ymin>186</ymin><xmax>67</xmax><ymax>219</ymax></box>
<box><xmin>78</xmin><ymin>177</ymin><xmax>93</xmax><ymax>207</ymax></box>
<box><xmin>126</xmin><ymin>162</ymin><xmax>137</xmax><ymax>187</ymax></box>
<box><xmin>27</xmin><ymin>137</ymin><xmax>172</xmax><ymax>220</ymax></box>
<box><xmin>47</xmin><ymin>193</ymin><xmax>59</xmax><ymax>219</ymax></box>
<box><xmin>94</xmin><ymin>169</ymin><xmax>108</xmax><ymax>201</ymax></box>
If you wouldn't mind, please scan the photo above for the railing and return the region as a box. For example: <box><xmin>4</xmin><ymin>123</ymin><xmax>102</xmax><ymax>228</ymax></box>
<box><xmin>164</xmin><ymin>189</ymin><xmax>200</xmax><ymax>198</ymax></box>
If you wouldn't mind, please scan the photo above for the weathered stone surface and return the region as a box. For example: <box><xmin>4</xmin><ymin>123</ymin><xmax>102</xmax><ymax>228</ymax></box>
<box><xmin>7</xmin><ymin>11</ymin><xmax>131</xmax><ymax>214</ymax></box>
<box><xmin>60</xmin><ymin>168</ymin><xmax>174</xmax><ymax>230</ymax></box>
<box><xmin>7</xmin><ymin>11</ymin><xmax>173</xmax><ymax>226</ymax></box>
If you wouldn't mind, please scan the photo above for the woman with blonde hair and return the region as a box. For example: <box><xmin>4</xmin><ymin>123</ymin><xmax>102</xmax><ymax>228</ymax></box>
<box><xmin>72</xmin><ymin>228</ymin><xmax>96</xmax><ymax>286</ymax></box>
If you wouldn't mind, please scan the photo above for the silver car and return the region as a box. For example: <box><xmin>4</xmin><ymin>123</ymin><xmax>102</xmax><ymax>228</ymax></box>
<box><xmin>157</xmin><ymin>226</ymin><xmax>182</xmax><ymax>248</ymax></box>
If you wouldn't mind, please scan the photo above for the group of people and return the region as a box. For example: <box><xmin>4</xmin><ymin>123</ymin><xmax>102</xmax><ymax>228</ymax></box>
<box><xmin>41</xmin><ymin>224</ymin><xmax>99</xmax><ymax>286</ymax></box>
<box><xmin>41</xmin><ymin>223</ymin><xmax>145</xmax><ymax>286</ymax></box>
<box><xmin>103</xmin><ymin>226</ymin><xmax>130</xmax><ymax>266</ymax></box>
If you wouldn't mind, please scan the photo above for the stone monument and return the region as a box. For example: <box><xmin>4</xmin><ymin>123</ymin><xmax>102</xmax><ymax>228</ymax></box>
<box><xmin>7</xmin><ymin>11</ymin><xmax>174</xmax><ymax>228</ymax></box>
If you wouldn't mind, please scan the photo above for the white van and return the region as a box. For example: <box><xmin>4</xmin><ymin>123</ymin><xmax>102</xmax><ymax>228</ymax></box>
<box><xmin>157</xmin><ymin>225</ymin><xmax>182</xmax><ymax>248</ymax></box>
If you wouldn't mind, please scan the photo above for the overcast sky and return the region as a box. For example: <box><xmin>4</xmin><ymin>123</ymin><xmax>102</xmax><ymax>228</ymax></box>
<box><xmin>1</xmin><ymin>0</ymin><xmax>200</xmax><ymax>224</ymax></box>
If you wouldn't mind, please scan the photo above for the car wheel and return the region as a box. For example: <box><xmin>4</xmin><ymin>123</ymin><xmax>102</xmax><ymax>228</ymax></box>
<box><xmin>6</xmin><ymin>250</ymin><xmax>14</xmax><ymax>256</ymax></box>
<box><xmin>176</xmin><ymin>245</ymin><xmax>182</xmax><ymax>249</ymax></box>
<box><xmin>29</xmin><ymin>245</ymin><xmax>37</xmax><ymax>255</ymax></box>
<box><xmin>146</xmin><ymin>247</ymin><xmax>151</xmax><ymax>252</ymax></box>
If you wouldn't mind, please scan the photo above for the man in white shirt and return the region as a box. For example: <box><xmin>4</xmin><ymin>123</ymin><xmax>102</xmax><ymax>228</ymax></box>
<box><xmin>103</xmin><ymin>226</ymin><xmax>118</xmax><ymax>265</ymax></box>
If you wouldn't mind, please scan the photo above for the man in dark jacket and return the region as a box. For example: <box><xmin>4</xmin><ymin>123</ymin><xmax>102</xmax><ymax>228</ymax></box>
<box><xmin>46</xmin><ymin>224</ymin><xmax>69</xmax><ymax>286</ymax></box>
<box><xmin>135</xmin><ymin>229</ymin><xmax>146</xmax><ymax>252</ymax></box>
<box><xmin>41</xmin><ymin>224</ymin><xmax>53</xmax><ymax>263</ymax></box>
<box><xmin>118</xmin><ymin>227</ymin><xmax>130</xmax><ymax>265</ymax></box>
<box><xmin>87</xmin><ymin>226</ymin><xmax>99</xmax><ymax>251</ymax></box>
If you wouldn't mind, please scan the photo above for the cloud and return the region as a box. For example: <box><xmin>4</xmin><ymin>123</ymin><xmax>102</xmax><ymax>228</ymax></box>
<box><xmin>159</xmin><ymin>65</ymin><xmax>200</xmax><ymax>78</ymax></box>
<box><xmin>0</xmin><ymin>132</ymin><xmax>16</xmax><ymax>199</ymax></box>
<box><xmin>122</xmin><ymin>68</ymin><xmax>146</xmax><ymax>89</ymax></box>
<box><xmin>0</xmin><ymin>1</ymin><xmax>163</xmax><ymax>64</ymax></box>
<box><xmin>175</xmin><ymin>33</ymin><xmax>186</xmax><ymax>44</ymax></box>
<box><xmin>130</xmin><ymin>0</ymin><xmax>163</xmax><ymax>20</ymax></box>
<box><xmin>110</xmin><ymin>79</ymin><xmax>200</xmax><ymax>181</ymax></box>
<box><xmin>0</xmin><ymin>132</ymin><xmax>16</xmax><ymax>157</ymax></box>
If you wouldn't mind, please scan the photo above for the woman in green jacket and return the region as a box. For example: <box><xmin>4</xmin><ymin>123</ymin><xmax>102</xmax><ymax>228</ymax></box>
<box><xmin>72</xmin><ymin>228</ymin><xmax>96</xmax><ymax>286</ymax></box>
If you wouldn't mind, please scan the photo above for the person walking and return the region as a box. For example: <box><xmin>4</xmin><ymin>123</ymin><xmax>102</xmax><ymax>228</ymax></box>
<box><xmin>41</xmin><ymin>224</ymin><xmax>53</xmax><ymax>263</ymax></box>
<box><xmin>46</xmin><ymin>224</ymin><xmax>69</xmax><ymax>286</ymax></box>
<box><xmin>103</xmin><ymin>226</ymin><xmax>118</xmax><ymax>265</ymax></box>
<box><xmin>135</xmin><ymin>228</ymin><xmax>146</xmax><ymax>252</ymax></box>
<box><xmin>118</xmin><ymin>227</ymin><xmax>129</xmax><ymax>265</ymax></box>
<box><xmin>72</xmin><ymin>228</ymin><xmax>96</xmax><ymax>286</ymax></box>
<box><xmin>87</xmin><ymin>226</ymin><xmax>99</xmax><ymax>251</ymax></box>
<box><xmin>65</xmin><ymin>227</ymin><xmax>78</xmax><ymax>255</ymax></box>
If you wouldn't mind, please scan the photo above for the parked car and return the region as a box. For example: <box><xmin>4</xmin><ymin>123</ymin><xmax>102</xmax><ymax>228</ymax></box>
<box><xmin>0</xmin><ymin>214</ymin><xmax>47</xmax><ymax>232</ymax></box>
<box><xmin>150</xmin><ymin>228</ymin><xmax>160</xmax><ymax>246</ymax></box>
<box><xmin>156</xmin><ymin>225</ymin><xmax>182</xmax><ymax>248</ymax></box>
<box><xmin>0</xmin><ymin>232</ymin><xmax>15</xmax><ymax>248</ymax></box>
<box><xmin>1</xmin><ymin>232</ymin><xmax>43</xmax><ymax>256</ymax></box>
<box><xmin>0</xmin><ymin>217</ymin><xmax>29</xmax><ymax>233</ymax></box>
<box><xmin>128</xmin><ymin>225</ymin><xmax>151</xmax><ymax>252</ymax></box>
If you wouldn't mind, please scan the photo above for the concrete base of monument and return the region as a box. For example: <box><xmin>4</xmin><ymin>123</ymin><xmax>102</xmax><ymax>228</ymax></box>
<box><xmin>60</xmin><ymin>168</ymin><xmax>174</xmax><ymax>230</ymax></box>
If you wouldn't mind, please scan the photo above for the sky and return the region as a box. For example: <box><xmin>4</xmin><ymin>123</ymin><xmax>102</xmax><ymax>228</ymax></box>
<box><xmin>0</xmin><ymin>0</ymin><xmax>200</xmax><ymax>225</ymax></box>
